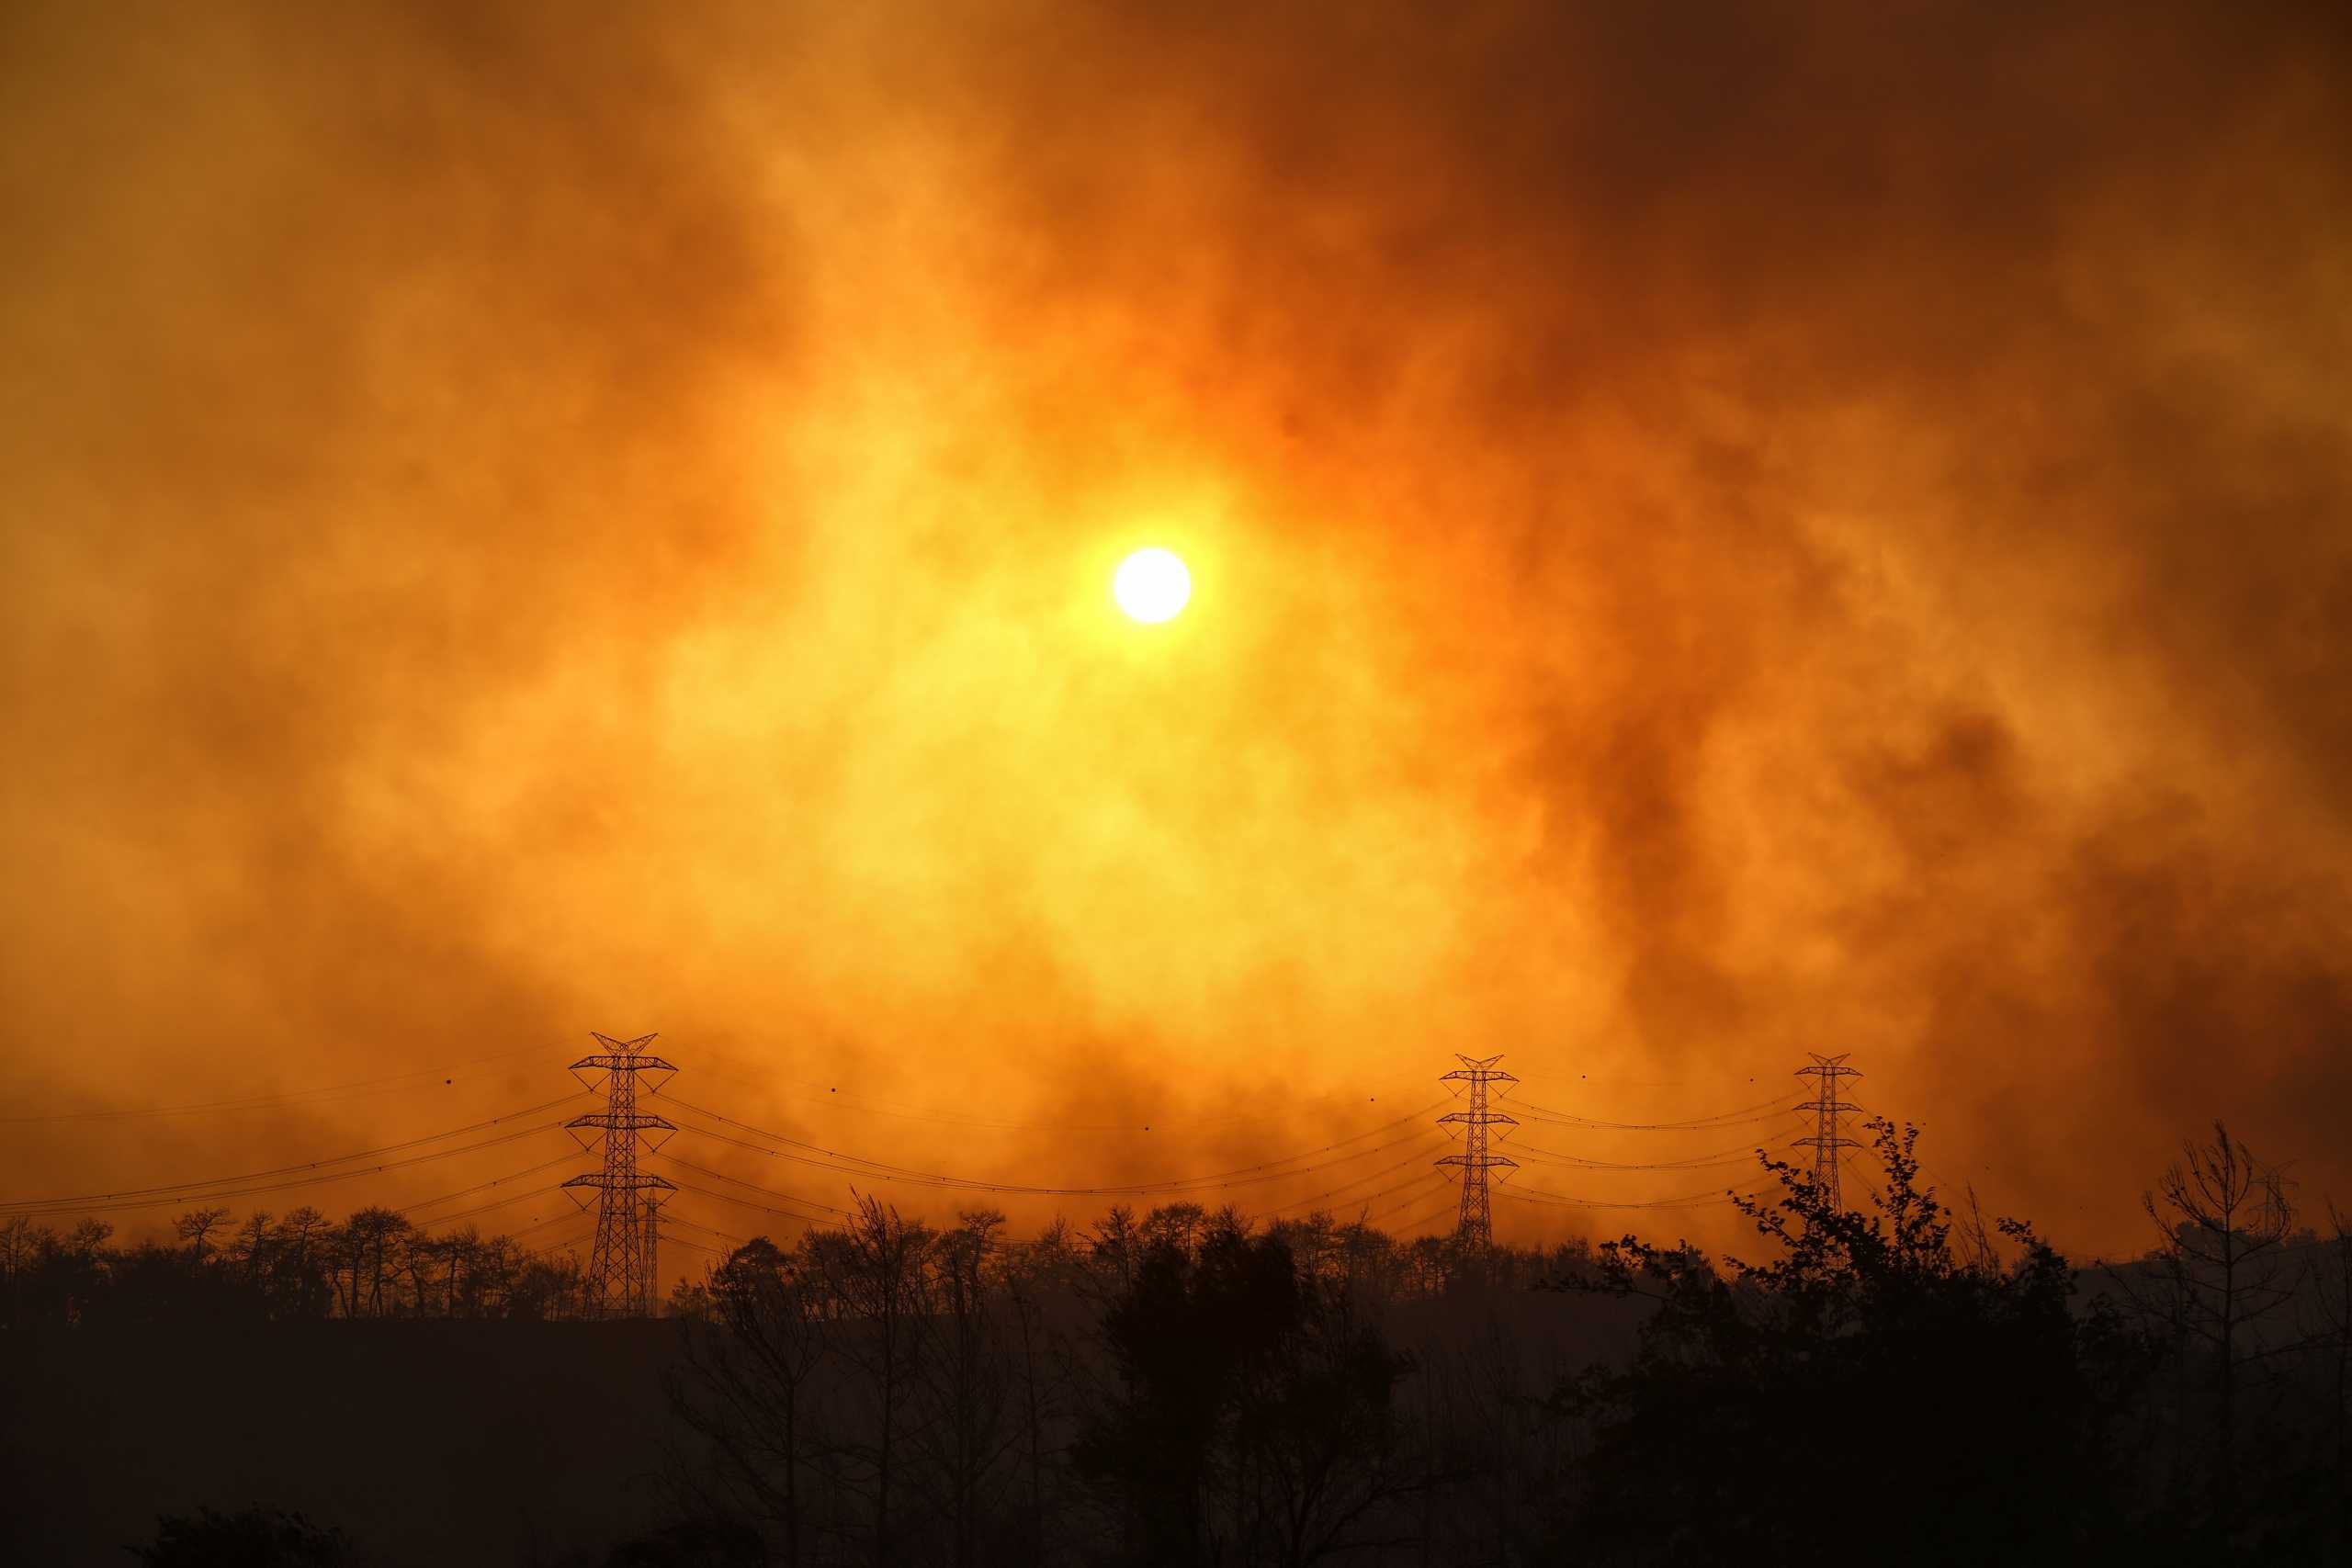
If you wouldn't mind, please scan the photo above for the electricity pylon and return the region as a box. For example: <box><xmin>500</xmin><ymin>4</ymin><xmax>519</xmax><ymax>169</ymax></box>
<box><xmin>1792</xmin><ymin>1053</ymin><xmax>1860</xmax><ymax>1209</ymax></box>
<box><xmin>1437</xmin><ymin>1053</ymin><xmax>1518</xmax><ymax>1250</ymax></box>
<box><xmin>562</xmin><ymin>1032</ymin><xmax>677</xmax><ymax>1317</ymax></box>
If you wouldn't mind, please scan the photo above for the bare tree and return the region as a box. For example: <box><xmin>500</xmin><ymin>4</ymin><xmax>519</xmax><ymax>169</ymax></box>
<box><xmin>833</xmin><ymin>1192</ymin><xmax>934</xmax><ymax>1567</ymax></box>
<box><xmin>269</xmin><ymin>1207</ymin><xmax>333</xmax><ymax>1318</ymax></box>
<box><xmin>0</xmin><ymin>1213</ymin><xmax>46</xmax><ymax>1328</ymax></box>
<box><xmin>1004</xmin><ymin>1220</ymin><xmax>1087</xmax><ymax>1564</ymax></box>
<box><xmin>227</xmin><ymin>1210</ymin><xmax>275</xmax><ymax>1292</ymax></box>
<box><xmin>344</xmin><ymin>1206</ymin><xmax>413</xmax><ymax>1318</ymax></box>
<box><xmin>1086</xmin><ymin>1205</ymin><xmax>1142</xmax><ymax>1296</ymax></box>
<box><xmin>173</xmin><ymin>1206</ymin><xmax>232</xmax><ymax>1267</ymax></box>
<box><xmin>914</xmin><ymin>1208</ymin><xmax>1016</xmax><ymax>1568</ymax></box>
<box><xmin>670</xmin><ymin>1236</ymin><xmax>838</xmax><ymax>1567</ymax></box>
<box><xmin>2135</xmin><ymin>1121</ymin><xmax>2298</xmax><ymax>1519</ymax></box>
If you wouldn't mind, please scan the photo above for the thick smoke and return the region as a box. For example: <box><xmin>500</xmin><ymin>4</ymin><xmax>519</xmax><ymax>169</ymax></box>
<box><xmin>3</xmin><ymin>2</ymin><xmax>2347</xmax><ymax>1260</ymax></box>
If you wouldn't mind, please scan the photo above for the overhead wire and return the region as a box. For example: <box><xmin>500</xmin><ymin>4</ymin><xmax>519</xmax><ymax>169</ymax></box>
<box><xmin>0</xmin><ymin>1111</ymin><xmax>584</xmax><ymax>1216</ymax></box>
<box><xmin>1508</xmin><ymin>1139</ymin><xmax>1775</xmax><ymax>1172</ymax></box>
<box><xmin>1310</xmin><ymin>1168</ymin><xmax>1451</xmax><ymax>1222</ymax></box>
<box><xmin>7</xmin><ymin>1049</ymin><xmax>1897</xmax><ymax>1252</ymax></box>
<box><xmin>1381</xmin><ymin>1190</ymin><xmax>1464</xmax><ymax>1235</ymax></box>
<box><xmin>1498</xmin><ymin>1179</ymin><xmax>1770</xmax><ymax>1211</ymax></box>
<box><xmin>662</xmin><ymin>1180</ymin><xmax>835</xmax><ymax>1234</ymax></box>
<box><xmin>659</xmin><ymin>1094</ymin><xmax>1450</xmax><ymax>1197</ymax></box>
<box><xmin>652</xmin><ymin>1155</ymin><xmax>854</xmax><ymax>1219</ymax></box>
<box><xmin>1505</xmin><ymin>1092</ymin><xmax>1806</xmax><ymax>1132</ymax></box>
<box><xmin>1268</xmin><ymin>1139</ymin><xmax>1450</xmax><ymax>1216</ymax></box>
<box><xmin>671</xmin><ymin>1119</ymin><xmax>1444</xmax><ymax>1200</ymax></box>
<box><xmin>400</xmin><ymin>1151</ymin><xmax>582</xmax><ymax>1218</ymax></box>
<box><xmin>663</xmin><ymin>1090</ymin><xmax>1448</xmax><ymax>1190</ymax></box>
<box><xmin>508</xmin><ymin>1208</ymin><xmax>588</xmax><ymax>1241</ymax></box>
<box><xmin>663</xmin><ymin>1211</ymin><xmax>752</xmax><ymax>1249</ymax></box>
<box><xmin>413</xmin><ymin>1181</ymin><xmax>568</xmax><ymax>1231</ymax></box>
<box><xmin>0</xmin><ymin>1093</ymin><xmax>591</xmax><ymax>1213</ymax></box>
<box><xmin>675</xmin><ymin>1054</ymin><xmax>1414</xmax><ymax>1135</ymax></box>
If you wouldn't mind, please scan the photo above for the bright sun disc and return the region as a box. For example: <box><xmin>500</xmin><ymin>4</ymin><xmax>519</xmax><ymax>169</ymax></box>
<box><xmin>1113</xmin><ymin>547</ymin><xmax>1192</xmax><ymax>623</ymax></box>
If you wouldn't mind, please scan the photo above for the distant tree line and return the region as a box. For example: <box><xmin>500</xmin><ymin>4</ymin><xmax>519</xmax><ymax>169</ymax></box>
<box><xmin>0</xmin><ymin>1203</ymin><xmax>601</xmax><ymax>1325</ymax></box>
<box><xmin>0</xmin><ymin>1190</ymin><xmax>1593</xmax><ymax>1335</ymax></box>
<box><xmin>25</xmin><ymin>1118</ymin><xmax>2352</xmax><ymax>1565</ymax></box>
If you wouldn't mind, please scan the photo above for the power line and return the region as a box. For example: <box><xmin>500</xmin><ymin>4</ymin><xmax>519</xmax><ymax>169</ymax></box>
<box><xmin>661</xmin><ymin>1178</ymin><xmax>836</xmax><ymax>1231</ymax></box>
<box><xmin>399</xmin><ymin>1152</ymin><xmax>582</xmax><ymax>1217</ymax></box>
<box><xmin>1269</xmin><ymin>1140</ymin><xmax>1451</xmax><ymax>1216</ymax></box>
<box><xmin>663</xmin><ymin>1211</ymin><xmax>752</xmax><ymax>1248</ymax></box>
<box><xmin>658</xmin><ymin>1094</ymin><xmax>1449</xmax><ymax>1197</ymax></box>
<box><xmin>1</xmin><ymin>1037</ymin><xmax>1921</xmax><ymax>1263</ymax></box>
<box><xmin>1380</xmin><ymin>1189</ymin><xmax>1464</xmax><ymax>1235</ymax></box>
<box><xmin>1360</xmin><ymin>1172</ymin><xmax>1451</xmax><ymax>1223</ymax></box>
<box><xmin>416</xmin><ymin>1181</ymin><xmax>567</xmax><ymax>1230</ymax></box>
<box><xmin>0</xmin><ymin>1093</ymin><xmax>590</xmax><ymax>1213</ymax></box>
<box><xmin>1508</xmin><ymin>1092</ymin><xmax>1804</xmax><ymax>1132</ymax></box>
<box><xmin>0</xmin><ymin>1112</ymin><xmax>584</xmax><ymax>1216</ymax></box>
<box><xmin>1509</xmin><ymin>1140</ymin><xmax>1772</xmax><ymax>1172</ymax></box>
<box><xmin>661</xmin><ymin>1094</ymin><xmax>1448</xmax><ymax>1192</ymax></box>
<box><xmin>508</xmin><ymin>1209</ymin><xmax>593</xmax><ymax>1244</ymax></box>
<box><xmin>1498</xmin><ymin>1180</ymin><xmax>1769</xmax><ymax>1211</ymax></box>
<box><xmin>1324</xmin><ymin>1169</ymin><xmax>1452</xmax><ymax>1222</ymax></box>
<box><xmin>679</xmin><ymin>1052</ymin><xmax>1411</xmax><ymax>1135</ymax></box>
<box><xmin>651</xmin><ymin>1155</ymin><xmax>853</xmax><ymax>1219</ymax></box>
<box><xmin>677</xmin><ymin>1122</ymin><xmax>1444</xmax><ymax>1200</ymax></box>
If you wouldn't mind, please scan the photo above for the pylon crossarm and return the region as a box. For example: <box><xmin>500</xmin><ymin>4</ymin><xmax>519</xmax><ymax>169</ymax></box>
<box><xmin>571</xmin><ymin>1054</ymin><xmax>678</xmax><ymax>1075</ymax></box>
<box><xmin>568</xmin><ymin>1111</ymin><xmax>676</xmax><ymax>1132</ymax></box>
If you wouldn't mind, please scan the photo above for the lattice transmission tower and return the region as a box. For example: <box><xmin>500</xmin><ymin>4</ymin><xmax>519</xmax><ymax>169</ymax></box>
<box><xmin>562</xmin><ymin>1032</ymin><xmax>677</xmax><ymax>1317</ymax></box>
<box><xmin>1437</xmin><ymin>1053</ymin><xmax>1518</xmax><ymax>1249</ymax></box>
<box><xmin>1792</xmin><ymin>1053</ymin><xmax>1861</xmax><ymax>1209</ymax></box>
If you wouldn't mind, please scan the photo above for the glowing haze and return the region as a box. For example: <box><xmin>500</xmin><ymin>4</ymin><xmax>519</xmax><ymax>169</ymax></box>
<box><xmin>3</xmin><ymin>2</ymin><xmax>2348</xmax><ymax>1261</ymax></box>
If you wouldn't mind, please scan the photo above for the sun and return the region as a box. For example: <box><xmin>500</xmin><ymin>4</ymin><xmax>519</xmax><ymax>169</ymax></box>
<box><xmin>1113</xmin><ymin>547</ymin><xmax>1192</xmax><ymax>623</ymax></box>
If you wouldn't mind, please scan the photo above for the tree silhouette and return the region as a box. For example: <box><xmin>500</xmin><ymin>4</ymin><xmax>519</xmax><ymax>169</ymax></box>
<box><xmin>1076</xmin><ymin>1213</ymin><xmax>1420</xmax><ymax>1567</ymax></box>
<box><xmin>832</xmin><ymin>1192</ymin><xmax>935</xmax><ymax>1567</ymax></box>
<box><xmin>668</xmin><ymin>1235</ymin><xmax>837</xmax><ymax>1568</ymax></box>
<box><xmin>910</xmin><ymin>1208</ymin><xmax>1016</xmax><ymax>1568</ymax></box>
<box><xmin>2132</xmin><ymin>1120</ymin><xmax>2299</xmax><ymax>1525</ymax></box>
<box><xmin>172</xmin><ymin>1207</ymin><xmax>232</xmax><ymax>1267</ymax></box>
<box><xmin>130</xmin><ymin>1505</ymin><xmax>353</xmax><ymax>1567</ymax></box>
<box><xmin>1558</xmin><ymin>1118</ymin><xmax>2151</xmax><ymax>1566</ymax></box>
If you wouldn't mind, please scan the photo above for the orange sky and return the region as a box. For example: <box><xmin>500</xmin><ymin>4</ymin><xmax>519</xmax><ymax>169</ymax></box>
<box><xmin>4</xmin><ymin>2</ymin><xmax>2349</xmax><ymax>1269</ymax></box>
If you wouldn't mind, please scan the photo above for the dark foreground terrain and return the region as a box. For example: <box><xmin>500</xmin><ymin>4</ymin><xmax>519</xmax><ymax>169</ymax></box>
<box><xmin>7</xmin><ymin>1122</ymin><xmax>2351</xmax><ymax>1565</ymax></box>
<box><xmin>2</xmin><ymin>1320</ymin><xmax>679</xmax><ymax>1566</ymax></box>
